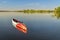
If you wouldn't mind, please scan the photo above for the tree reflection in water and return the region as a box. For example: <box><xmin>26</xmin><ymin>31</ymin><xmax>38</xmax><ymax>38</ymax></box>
<box><xmin>53</xmin><ymin>12</ymin><xmax>60</xmax><ymax>19</ymax></box>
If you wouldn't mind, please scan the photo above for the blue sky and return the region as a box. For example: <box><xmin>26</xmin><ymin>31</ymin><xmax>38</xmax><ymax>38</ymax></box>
<box><xmin>0</xmin><ymin>0</ymin><xmax>60</xmax><ymax>10</ymax></box>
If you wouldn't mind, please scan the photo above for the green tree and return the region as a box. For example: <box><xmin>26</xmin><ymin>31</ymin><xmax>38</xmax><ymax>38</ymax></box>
<box><xmin>55</xmin><ymin>7</ymin><xmax>60</xmax><ymax>13</ymax></box>
<box><xmin>53</xmin><ymin>7</ymin><xmax>60</xmax><ymax>19</ymax></box>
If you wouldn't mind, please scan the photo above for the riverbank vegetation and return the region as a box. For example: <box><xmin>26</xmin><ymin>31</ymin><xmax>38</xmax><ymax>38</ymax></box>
<box><xmin>14</xmin><ymin>6</ymin><xmax>60</xmax><ymax>13</ymax></box>
<box><xmin>16</xmin><ymin>9</ymin><xmax>54</xmax><ymax>13</ymax></box>
<box><xmin>0</xmin><ymin>6</ymin><xmax>60</xmax><ymax>13</ymax></box>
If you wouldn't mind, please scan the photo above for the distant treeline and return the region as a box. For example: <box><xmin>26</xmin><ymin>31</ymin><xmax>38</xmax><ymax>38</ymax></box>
<box><xmin>16</xmin><ymin>9</ymin><xmax>54</xmax><ymax>13</ymax></box>
<box><xmin>0</xmin><ymin>7</ymin><xmax>60</xmax><ymax>13</ymax></box>
<box><xmin>16</xmin><ymin>6</ymin><xmax>60</xmax><ymax>13</ymax></box>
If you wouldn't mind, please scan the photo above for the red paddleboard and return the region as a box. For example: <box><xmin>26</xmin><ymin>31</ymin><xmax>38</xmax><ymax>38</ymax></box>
<box><xmin>12</xmin><ymin>18</ymin><xmax>27</xmax><ymax>33</ymax></box>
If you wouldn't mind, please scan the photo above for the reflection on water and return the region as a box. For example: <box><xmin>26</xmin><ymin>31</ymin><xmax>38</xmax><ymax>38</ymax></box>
<box><xmin>52</xmin><ymin>12</ymin><xmax>60</xmax><ymax>19</ymax></box>
<box><xmin>0</xmin><ymin>12</ymin><xmax>60</xmax><ymax>40</ymax></box>
<box><xmin>24</xmin><ymin>12</ymin><xmax>60</xmax><ymax>19</ymax></box>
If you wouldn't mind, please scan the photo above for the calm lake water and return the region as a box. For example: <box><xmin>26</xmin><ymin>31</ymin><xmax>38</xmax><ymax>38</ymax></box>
<box><xmin>0</xmin><ymin>12</ymin><xmax>60</xmax><ymax>40</ymax></box>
